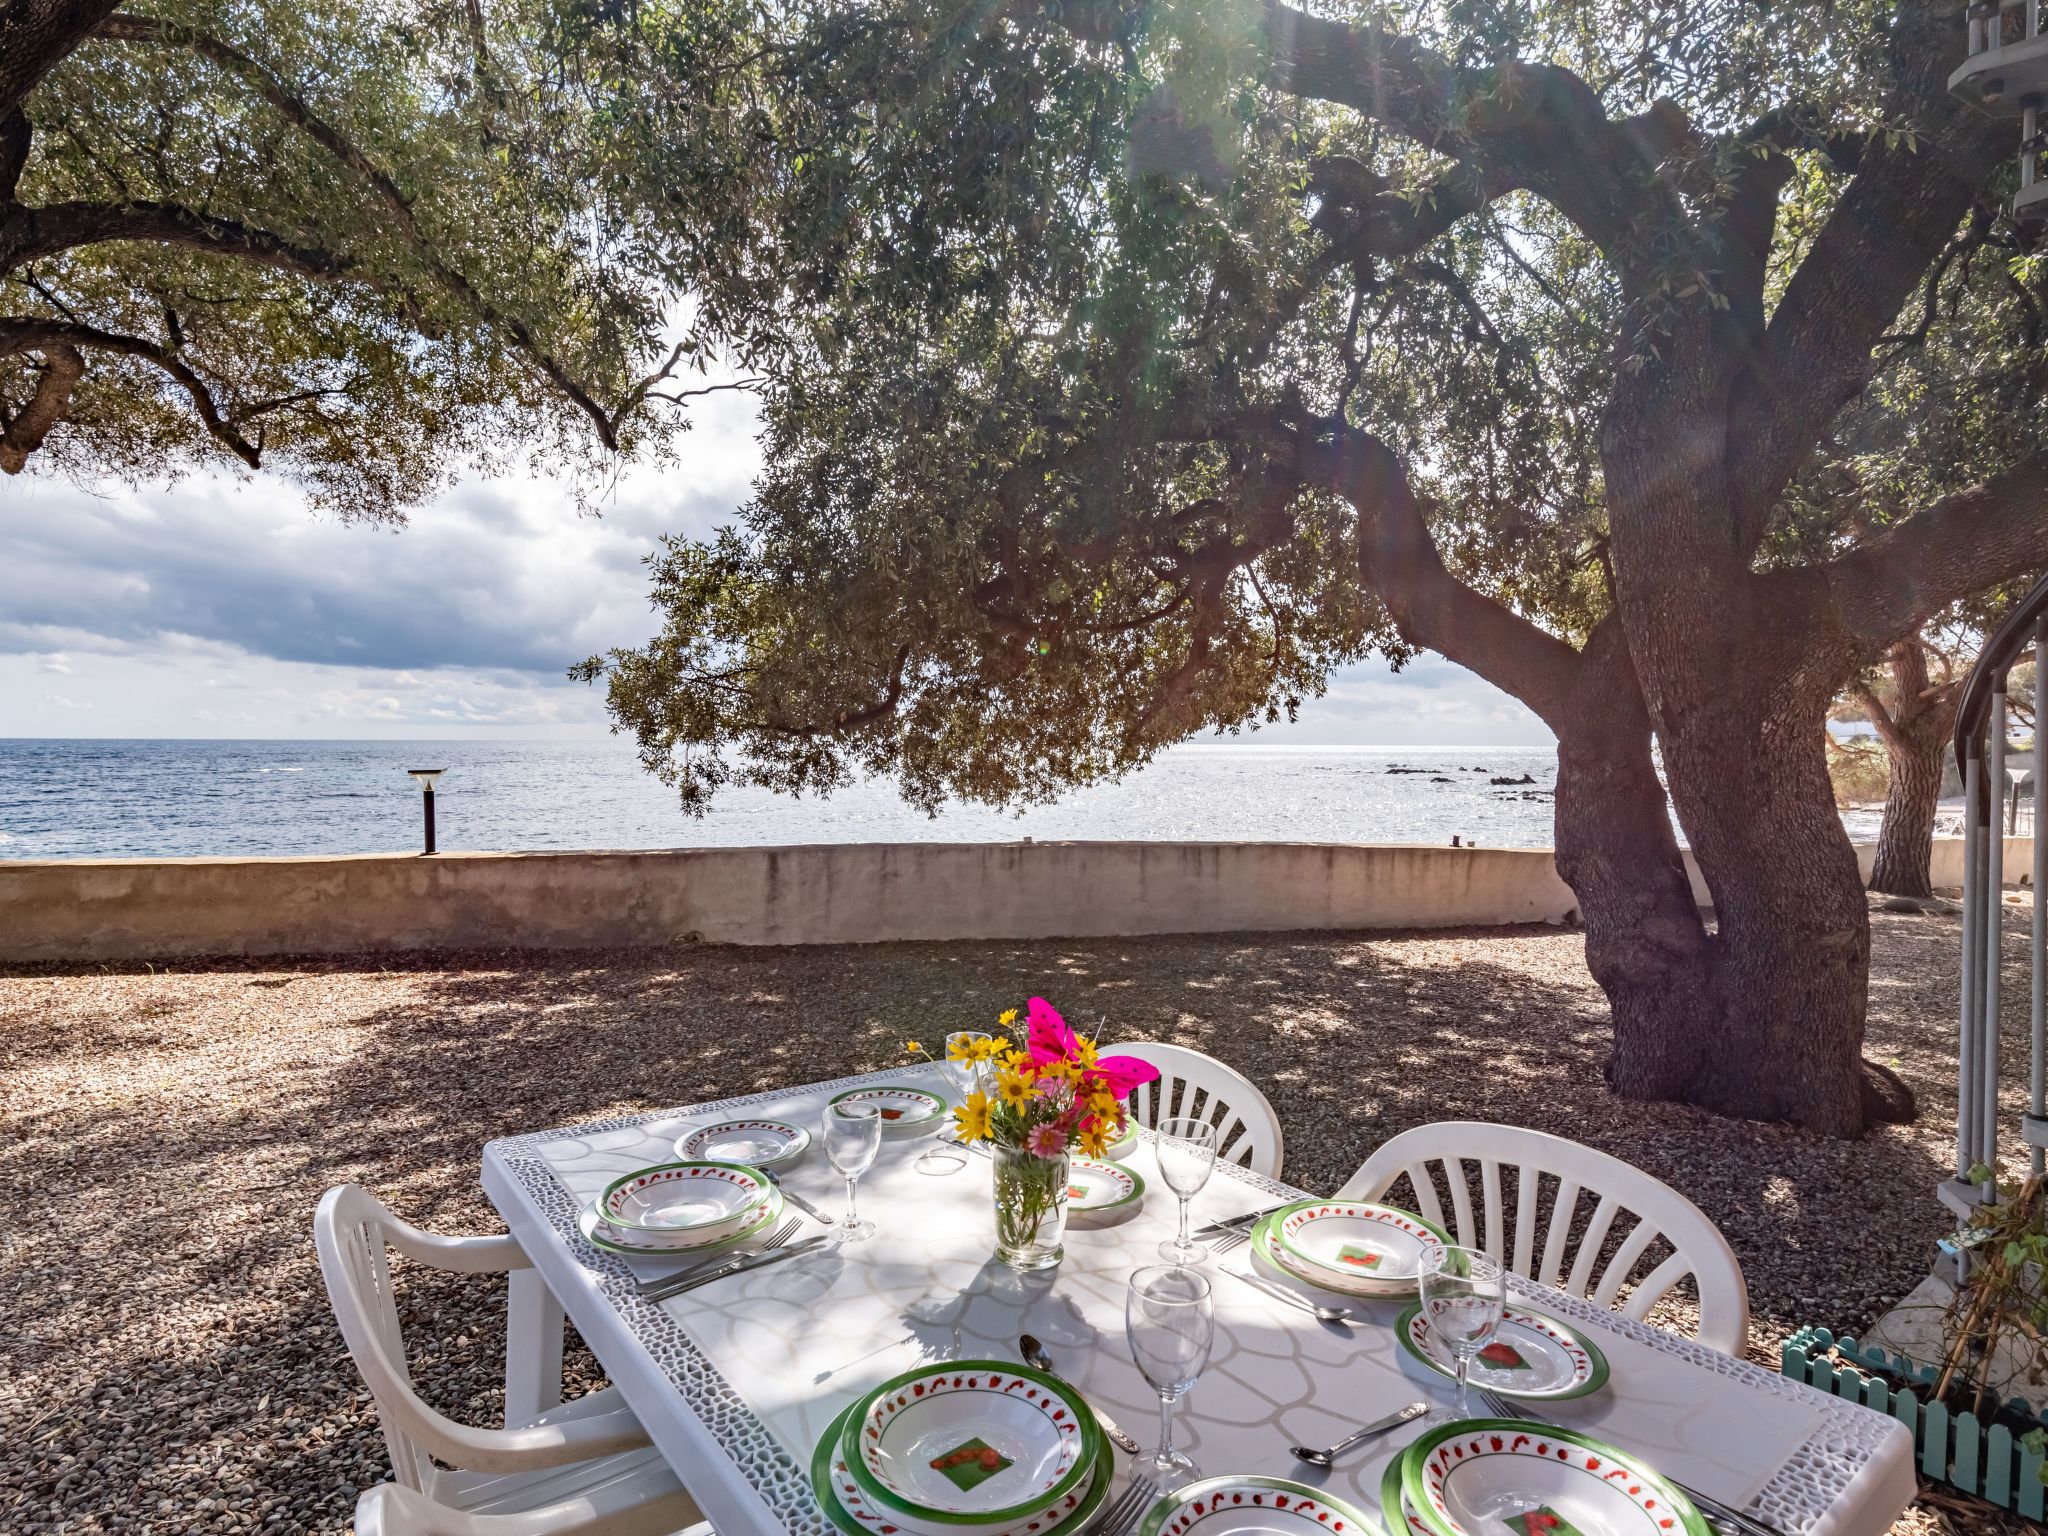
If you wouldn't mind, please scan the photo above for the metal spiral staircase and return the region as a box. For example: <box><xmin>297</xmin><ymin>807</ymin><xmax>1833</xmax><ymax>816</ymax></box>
<box><xmin>1942</xmin><ymin>573</ymin><xmax>2048</xmax><ymax>1220</ymax></box>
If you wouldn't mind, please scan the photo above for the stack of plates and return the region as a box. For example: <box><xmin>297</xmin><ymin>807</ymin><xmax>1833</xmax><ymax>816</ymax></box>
<box><xmin>830</xmin><ymin>1086</ymin><xmax>949</xmax><ymax>1134</ymax></box>
<box><xmin>577</xmin><ymin>1160</ymin><xmax>784</xmax><ymax>1259</ymax></box>
<box><xmin>1132</xmin><ymin>1474</ymin><xmax>1381</xmax><ymax>1535</ymax></box>
<box><xmin>1395</xmin><ymin>1304</ymin><xmax>1610</xmax><ymax>1403</ymax></box>
<box><xmin>673</xmin><ymin>1117</ymin><xmax>811</xmax><ymax>1169</ymax></box>
<box><xmin>1251</xmin><ymin>1200</ymin><xmax>1451</xmax><ymax>1298</ymax></box>
<box><xmin>1064</xmin><ymin>1158</ymin><xmax>1145</xmax><ymax>1222</ymax></box>
<box><xmin>1380</xmin><ymin>1420</ymin><xmax>1710</xmax><ymax>1536</ymax></box>
<box><xmin>812</xmin><ymin>1361</ymin><xmax>1113</xmax><ymax>1536</ymax></box>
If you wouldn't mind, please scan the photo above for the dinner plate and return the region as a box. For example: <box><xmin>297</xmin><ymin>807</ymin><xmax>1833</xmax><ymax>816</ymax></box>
<box><xmin>812</xmin><ymin>1399</ymin><xmax>1111</xmax><ymax>1536</ymax></box>
<box><xmin>576</xmin><ymin>1191</ymin><xmax>782</xmax><ymax>1258</ymax></box>
<box><xmin>1382</xmin><ymin>1449</ymin><xmax>1429</xmax><ymax>1536</ymax></box>
<box><xmin>1271</xmin><ymin>1200</ymin><xmax>1449</xmax><ymax>1291</ymax></box>
<box><xmin>1064</xmin><ymin>1158</ymin><xmax>1144</xmax><ymax>1217</ymax></box>
<box><xmin>831</xmin><ymin>1085</ymin><xmax>949</xmax><ymax>1133</ymax></box>
<box><xmin>599</xmin><ymin>1160</ymin><xmax>776</xmax><ymax>1242</ymax></box>
<box><xmin>1135</xmin><ymin>1473</ymin><xmax>1384</xmax><ymax>1536</ymax></box>
<box><xmin>1401</xmin><ymin>1420</ymin><xmax>1710</xmax><ymax>1536</ymax></box>
<box><xmin>1252</xmin><ymin>1211</ymin><xmax>1417</xmax><ymax>1300</ymax></box>
<box><xmin>674</xmin><ymin>1117</ymin><xmax>811</xmax><ymax>1168</ymax></box>
<box><xmin>844</xmin><ymin>1360</ymin><xmax>1103</xmax><ymax>1523</ymax></box>
<box><xmin>1396</xmin><ymin>1304</ymin><xmax>1610</xmax><ymax>1402</ymax></box>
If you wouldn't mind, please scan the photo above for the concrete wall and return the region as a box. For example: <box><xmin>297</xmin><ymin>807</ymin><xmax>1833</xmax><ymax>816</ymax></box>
<box><xmin>0</xmin><ymin>836</ymin><xmax>2030</xmax><ymax>964</ymax></box>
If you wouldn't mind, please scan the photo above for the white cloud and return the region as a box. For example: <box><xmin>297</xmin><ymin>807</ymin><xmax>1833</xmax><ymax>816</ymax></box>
<box><xmin>0</xmin><ymin>372</ymin><xmax>1552</xmax><ymax>746</ymax></box>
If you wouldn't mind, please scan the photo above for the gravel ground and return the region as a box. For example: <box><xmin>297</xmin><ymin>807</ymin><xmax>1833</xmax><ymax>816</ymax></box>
<box><xmin>1</xmin><ymin>903</ymin><xmax>2038</xmax><ymax>1535</ymax></box>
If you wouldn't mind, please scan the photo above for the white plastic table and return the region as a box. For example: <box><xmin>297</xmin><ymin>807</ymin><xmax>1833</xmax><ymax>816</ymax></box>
<box><xmin>481</xmin><ymin>1065</ymin><xmax>1915</xmax><ymax>1536</ymax></box>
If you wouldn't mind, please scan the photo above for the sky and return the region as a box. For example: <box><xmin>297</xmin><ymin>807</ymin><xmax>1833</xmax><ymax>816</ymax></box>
<box><xmin>0</xmin><ymin>386</ymin><xmax>1552</xmax><ymax>747</ymax></box>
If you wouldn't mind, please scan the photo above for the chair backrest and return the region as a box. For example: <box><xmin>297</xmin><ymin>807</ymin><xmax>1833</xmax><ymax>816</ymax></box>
<box><xmin>318</xmin><ymin>1185</ymin><xmax>441</xmax><ymax>1490</ymax></box>
<box><xmin>1114</xmin><ymin>1042</ymin><xmax>1285</xmax><ymax>1177</ymax></box>
<box><xmin>1335</xmin><ymin>1121</ymin><xmax>1749</xmax><ymax>1354</ymax></box>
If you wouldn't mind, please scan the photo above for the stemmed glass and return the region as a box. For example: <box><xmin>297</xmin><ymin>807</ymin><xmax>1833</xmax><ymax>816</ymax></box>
<box><xmin>1419</xmin><ymin>1245</ymin><xmax>1506</xmax><ymax>1419</ymax></box>
<box><xmin>1126</xmin><ymin>1265</ymin><xmax>1214</xmax><ymax>1480</ymax></box>
<box><xmin>1155</xmin><ymin>1117</ymin><xmax>1218</xmax><ymax>1264</ymax></box>
<box><xmin>823</xmin><ymin>1100</ymin><xmax>882</xmax><ymax>1243</ymax></box>
<box><xmin>918</xmin><ymin>1029</ymin><xmax>993</xmax><ymax>1173</ymax></box>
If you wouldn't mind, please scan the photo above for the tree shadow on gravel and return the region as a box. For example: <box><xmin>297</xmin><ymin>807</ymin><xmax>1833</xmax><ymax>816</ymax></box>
<box><xmin>0</xmin><ymin>917</ymin><xmax>1984</xmax><ymax>1535</ymax></box>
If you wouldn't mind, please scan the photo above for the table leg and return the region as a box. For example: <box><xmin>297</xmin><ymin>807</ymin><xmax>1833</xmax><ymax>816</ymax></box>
<box><xmin>505</xmin><ymin>1267</ymin><xmax>566</xmax><ymax>1423</ymax></box>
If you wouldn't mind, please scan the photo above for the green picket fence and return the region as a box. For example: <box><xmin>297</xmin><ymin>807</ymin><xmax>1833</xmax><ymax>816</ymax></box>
<box><xmin>1782</xmin><ymin>1326</ymin><xmax>2046</xmax><ymax>1520</ymax></box>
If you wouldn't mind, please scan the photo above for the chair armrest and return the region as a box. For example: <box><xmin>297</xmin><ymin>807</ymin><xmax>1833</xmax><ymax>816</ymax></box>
<box><xmin>412</xmin><ymin>1398</ymin><xmax>654</xmax><ymax>1474</ymax></box>
<box><xmin>384</xmin><ymin>1223</ymin><xmax>535</xmax><ymax>1276</ymax></box>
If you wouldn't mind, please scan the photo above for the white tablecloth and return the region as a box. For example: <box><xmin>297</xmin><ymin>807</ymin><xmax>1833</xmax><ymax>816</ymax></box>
<box><xmin>482</xmin><ymin>1065</ymin><xmax>1914</xmax><ymax>1536</ymax></box>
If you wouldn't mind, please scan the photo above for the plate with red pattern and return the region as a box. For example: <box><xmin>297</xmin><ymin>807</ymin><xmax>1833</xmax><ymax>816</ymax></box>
<box><xmin>1399</xmin><ymin>1420</ymin><xmax>1709</xmax><ymax>1536</ymax></box>
<box><xmin>1135</xmin><ymin>1474</ymin><xmax>1383</xmax><ymax>1535</ymax></box>
<box><xmin>1395</xmin><ymin>1305</ymin><xmax>1610</xmax><ymax>1401</ymax></box>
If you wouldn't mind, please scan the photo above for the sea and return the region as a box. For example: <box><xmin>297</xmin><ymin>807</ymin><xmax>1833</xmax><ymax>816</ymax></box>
<box><xmin>0</xmin><ymin>739</ymin><xmax>1579</xmax><ymax>860</ymax></box>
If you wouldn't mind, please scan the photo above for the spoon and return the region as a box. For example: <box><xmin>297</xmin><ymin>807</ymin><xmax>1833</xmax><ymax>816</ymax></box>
<box><xmin>1018</xmin><ymin>1333</ymin><xmax>1143</xmax><ymax>1454</ymax></box>
<box><xmin>1224</xmin><ymin>1265</ymin><xmax>1356</xmax><ymax>1323</ymax></box>
<box><xmin>1291</xmin><ymin>1402</ymin><xmax>1428</xmax><ymax>1467</ymax></box>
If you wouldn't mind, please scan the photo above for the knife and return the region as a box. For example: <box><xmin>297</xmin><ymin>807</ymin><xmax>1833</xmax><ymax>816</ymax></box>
<box><xmin>761</xmin><ymin>1168</ymin><xmax>836</xmax><ymax>1225</ymax></box>
<box><xmin>644</xmin><ymin>1234</ymin><xmax>832</xmax><ymax>1302</ymax></box>
<box><xmin>1193</xmin><ymin>1203</ymin><xmax>1287</xmax><ymax>1238</ymax></box>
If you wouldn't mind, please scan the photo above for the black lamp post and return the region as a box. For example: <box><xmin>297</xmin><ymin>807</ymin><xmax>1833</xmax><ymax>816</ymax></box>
<box><xmin>406</xmin><ymin>768</ymin><xmax>445</xmax><ymax>854</ymax></box>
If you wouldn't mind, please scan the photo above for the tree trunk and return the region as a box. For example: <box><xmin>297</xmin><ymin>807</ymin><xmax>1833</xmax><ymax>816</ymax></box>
<box><xmin>1863</xmin><ymin>638</ymin><xmax>1959</xmax><ymax>900</ymax></box>
<box><xmin>1602</xmin><ymin>374</ymin><xmax>1879</xmax><ymax>1136</ymax></box>
<box><xmin>1550</xmin><ymin>619</ymin><xmax>1721</xmax><ymax>1098</ymax></box>
<box><xmin>1869</xmin><ymin>725</ymin><xmax>1945</xmax><ymax>897</ymax></box>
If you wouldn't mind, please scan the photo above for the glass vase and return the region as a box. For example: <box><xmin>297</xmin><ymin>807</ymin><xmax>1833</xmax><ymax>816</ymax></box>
<box><xmin>992</xmin><ymin>1141</ymin><xmax>1070</xmax><ymax>1272</ymax></box>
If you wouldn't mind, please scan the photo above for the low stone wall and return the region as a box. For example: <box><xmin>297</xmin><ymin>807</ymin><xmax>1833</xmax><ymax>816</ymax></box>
<box><xmin>0</xmin><ymin>837</ymin><xmax>2028</xmax><ymax>963</ymax></box>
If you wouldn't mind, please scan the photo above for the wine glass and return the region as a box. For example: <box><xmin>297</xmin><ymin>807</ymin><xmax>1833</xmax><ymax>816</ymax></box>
<box><xmin>823</xmin><ymin>1100</ymin><xmax>883</xmax><ymax>1243</ymax></box>
<box><xmin>1155</xmin><ymin>1116</ymin><xmax>1218</xmax><ymax>1264</ymax></box>
<box><xmin>918</xmin><ymin>1029</ymin><xmax>993</xmax><ymax>1174</ymax></box>
<box><xmin>1126</xmin><ymin>1265</ymin><xmax>1214</xmax><ymax>1480</ymax></box>
<box><xmin>1419</xmin><ymin>1245</ymin><xmax>1506</xmax><ymax>1419</ymax></box>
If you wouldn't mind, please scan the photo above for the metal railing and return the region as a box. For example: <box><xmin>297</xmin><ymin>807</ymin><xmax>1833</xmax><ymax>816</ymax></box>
<box><xmin>1945</xmin><ymin>572</ymin><xmax>2048</xmax><ymax>1219</ymax></box>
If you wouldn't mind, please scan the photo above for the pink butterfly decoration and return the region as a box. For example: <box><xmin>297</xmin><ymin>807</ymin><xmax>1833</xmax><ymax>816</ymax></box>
<box><xmin>1024</xmin><ymin>997</ymin><xmax>1158</xmax><ymax>1100</ymax></box>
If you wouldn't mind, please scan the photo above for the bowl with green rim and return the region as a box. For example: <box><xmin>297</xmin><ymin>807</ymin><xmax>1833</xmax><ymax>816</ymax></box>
<box><xmin>597</xmin><ymin>1159</ymin><xmax>774</xmax><ymax>1245</ymax></box>
<box><xmin>1400</xmin><ymin>1418</ymin><xmax>1710</xmax><ymax>1536</ymax></box>
<box><xmin>839</xmin><ymin>1359</ymin><xmax>1105</xmax><ymax>1527</ymax></box>
<box><xmin>1269</xmin><ymin>1198</ymin><xmax>1451</xmax><ymax>1294</ymax></box>
<box><xmin>812</xmin><ymin>1397</ymin><xmax>1110</xmax><ymax>1536</ymax></box>
<box><xmin>1395</xmin><ymin>1302</ymin><xmax>1610</xmax><ymax>1402</ymax></box>
<box><xmin>1133</xmin><ymin>1473</ymin><xmax>1386</xmax><ymax>1536</ymax></box>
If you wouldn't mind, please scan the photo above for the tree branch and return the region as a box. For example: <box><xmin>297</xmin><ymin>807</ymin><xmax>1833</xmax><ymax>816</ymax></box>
<box><xmin>1260</xmin><ymin>2</ymin><xmax>1677</xmax><ymax>259</ymax></box>
<box><xmin>0</xmin><ymin>335</ymin><xmax>82</xmax><ymax>471</ymax></box>
<box><xmin>0</xmin><ymin>0</ymin><xmax>120</xmax><ymax>121</ymax></box>
<box><xmin>0</xmin><ymin>316</ymin><xmax>260</xmax><ymax>467</ymax></box>
<box><xmin>1294</xmin><ymin>421</ymin><xmax>1584</xmax><ymax>727</ymax></box>
<box><xmin>1823</xmin><ymin>453</ymin><xmax>2048</xmax><ymax>656</ymax></box>
<box><xmin>0</xmin><ymin>109</ymin><xmax>29</xmax><ymax>201</ymax></box>
<box><xmin>0</xmin><ymin>198</ymin><xmax>349</xmax><ymax>279</ymax></box>
<box><xmin>93</xmin><ymin>11</ymin><xmax>627</xmax><ymax>451</ymax></box>
<box><xmin>1726</xmin><ymin>4</ymin><xmax>2011</xmax><ymax>547</ymax></box>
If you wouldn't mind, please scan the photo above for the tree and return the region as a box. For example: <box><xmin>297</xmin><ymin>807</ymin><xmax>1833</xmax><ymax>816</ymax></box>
<box><xmin>1</xmin><ymin>0</ymin><xmax>761</xmax><ymax>515</ymax></box>
<box><xmin>582</xmin><ymin>0</ymin><xmax>2048</xmax><ymax>1135</ymax></box>
<box><xmin>1844</xmin><ymin>631</ymin><xmax>1963</xmax><ymax>899</ymax></box>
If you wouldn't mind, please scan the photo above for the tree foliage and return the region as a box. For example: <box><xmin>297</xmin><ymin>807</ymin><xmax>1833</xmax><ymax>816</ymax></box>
<box><xmin>1</xmin><ymin>0</ymin><xmax>766</xmax><ymax>515</ymax></box>
<box><xmin>585</xmin><ymin>0</ymin><xmax>2047</xmax><ymax>818</ymax></box>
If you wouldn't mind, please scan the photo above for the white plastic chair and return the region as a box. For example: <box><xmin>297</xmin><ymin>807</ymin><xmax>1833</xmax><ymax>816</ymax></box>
<box><xmin>1334</xmin><ymin>1121</ymin><xmax>1749</xmax><ymax>1355</ymax></box>
<box><xmin>315</xmin><ymin>1184</ymin><xmax>704</xmax><ymax>1535</ymax></box>
<box><xmin>1114</xmin><ymin>1042</ymin><xmax>1285</xmax><ymax>1177</ymax></box>
<box><xmin>355</xmin><ymin>1480</ymin><xmax>711</xmax><ymax>1536</ymax></box>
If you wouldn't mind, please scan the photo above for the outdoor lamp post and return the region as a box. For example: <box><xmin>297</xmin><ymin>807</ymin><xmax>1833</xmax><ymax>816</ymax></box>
<box><xmin>406</xmin><ymin>768</ymin><xmax>445</xmax><ymax>855</ymax></box>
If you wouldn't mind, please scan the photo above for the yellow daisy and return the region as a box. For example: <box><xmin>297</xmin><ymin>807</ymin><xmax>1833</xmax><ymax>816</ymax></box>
<box><xmin>1072</xmin><ymin>1037</ymin><xmax>1099</xmax><ymax>1068</ymax></box>
<box><xmin>1039</xmin><ymin>1058</ymin><xmax>1081</xmax><ymax>1087</ymax></box>
<box><xmin>998</xmin><ymin>1008</ymin><xmax>1019</xmax><ymax>1027</ymax></box>
<box><xmin>996</xmin><ymin>1068</ymin><xmax>1034</xmax><ymax>1109</ymax></box>
<box><xmin>945</xmin><ymin>1035</ymin><xmax>978</xmax><ymax>1064</ymax></box>
<box><xmin>905</xmin><ymin>1040</ymin><xmax>923</xmax><ymax>1055</ymax></box>
<box><xmin>1086</xmin><ymin>1090</ymin><xmax>1118</xmax><ymax>1120</ymax></box>
<box><xmin>1076</xmin><ymin>1123</ymin><xmax>1109</xmax><ymax>1158</ymax></box>
<box><xmin>969</xmin><ymin>1036</ymin><xmax>1002</xmax><ymax>1063</ymax></box>
<box><xmin>953</xmin><ymin>1091</ymin><xmax>992</xmax><ymax>1142</ymax></box>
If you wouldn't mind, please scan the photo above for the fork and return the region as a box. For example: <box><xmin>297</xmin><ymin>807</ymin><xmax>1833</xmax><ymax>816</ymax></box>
<box><xmin>1087</xmin><ymin>1472</ymin><xmax>1162</xmax><ymax>1536</ymax></box>
<box><xmin>1477</xmin><ymin>1390</ymin><xmax>1783</xmax><ymax>1536</ymax></box>
<box><xmin>1209</xmin><ymin>1227</ymin><xmax>1250</xmax><ymax>1256</ymax></box>
<box><xmin>632</xmin><ymin>1218</ymin><xmax>800</xmax><ymax>1295</ymax></box>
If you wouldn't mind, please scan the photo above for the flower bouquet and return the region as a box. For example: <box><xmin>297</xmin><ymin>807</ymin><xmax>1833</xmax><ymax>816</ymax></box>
<box><xmin>943</xmin><ymin>998</ymin><xmax>1158</xmax><ymax>1271</ymax></box>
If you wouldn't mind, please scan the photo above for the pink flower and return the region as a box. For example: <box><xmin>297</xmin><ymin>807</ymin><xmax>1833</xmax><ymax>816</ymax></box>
<box><xmin>1025</xmin><ymin>1122</ymin><xmax>1068</xmax><ymax>1158</ymax></box>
